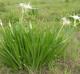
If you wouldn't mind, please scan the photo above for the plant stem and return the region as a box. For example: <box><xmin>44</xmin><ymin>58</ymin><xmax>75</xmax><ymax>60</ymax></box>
<box><xmin>56</xmin><ymin>24</ymin><xmax>64</xmax><ymax>40</ymax></box>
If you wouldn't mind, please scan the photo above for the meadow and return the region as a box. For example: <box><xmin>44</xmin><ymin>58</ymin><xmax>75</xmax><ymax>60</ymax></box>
<box><xmin>0</xmin><ymin>0</ymin><xmax>80</xmax><ymax>74</ymax></box>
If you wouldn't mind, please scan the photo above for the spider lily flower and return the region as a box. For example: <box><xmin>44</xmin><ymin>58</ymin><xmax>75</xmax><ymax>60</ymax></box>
<box><xmin>61</xmin><ymin>17</ymin><xmax>71</xmax><ymax>25</ymax></box>
<box><xmin>70</xmin><ymin>15</ymin><xmax>80</xmax><ymax>20</ymax></box>
<box><xmin>19</xmin><ymin>3</ymin><xmax>32</xmax><ymax>10</ymax></box>
<box><xmin>70</xmin><ymin>15</ymin><xmax>80</xmax><ymax>27</ymax></box>
<box><xmin>19</xmin><ymin>2</ymin><xmax>33</xmax><ymax>23</ymax></box>
<box><xmin>56</xmin><ymin>17</ymin><xmax>70</xmax><ymax>40</ymax></box>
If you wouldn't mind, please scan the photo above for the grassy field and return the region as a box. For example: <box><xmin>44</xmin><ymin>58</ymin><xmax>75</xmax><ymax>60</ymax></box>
<box><xmin>0</xmin><ymin>0</ymin><xmax>80</xmax><ymax>74</ymax></box>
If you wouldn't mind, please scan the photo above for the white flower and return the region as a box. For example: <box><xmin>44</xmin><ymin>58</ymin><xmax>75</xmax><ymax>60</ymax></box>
<box><xmin>0</xmin><ymin>19</ymin><xmax>3</xmax><ymax>26</ymax></box>
<box><xmin>70</xmin><ymin>15</ymin><xmax>80</xmax><ymax>20</ymax></box>
<box><xmin>61</xmin><ymin>17</ymin><xmax>70</xmax><ymax>25</ymax></box>
<box><xmin>19</xmin><ymin>2</ymin><xmax>32</xmax><ymax>9</ymax></box>
<box><xmin>70</xmin><ymin>15</ymin><xmax>80</xmax><ymax>27</ymax></box>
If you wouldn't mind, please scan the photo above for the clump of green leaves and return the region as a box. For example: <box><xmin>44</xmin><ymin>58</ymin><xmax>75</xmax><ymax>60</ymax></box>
<box><xmin>0</xmin><ymin>20</ymin><xmax>74</xmax><ymax>73</ymax></box>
